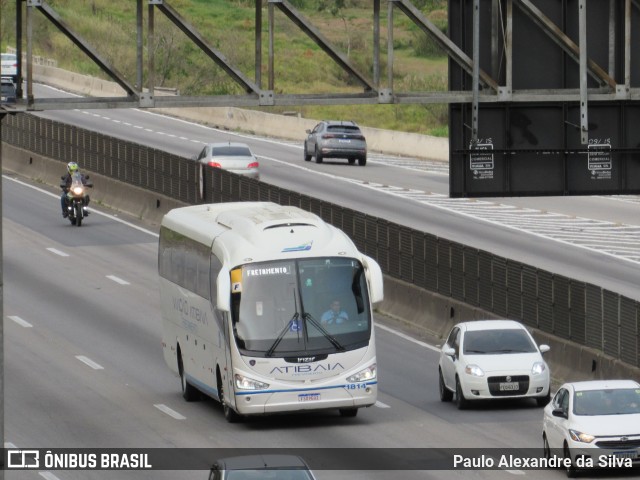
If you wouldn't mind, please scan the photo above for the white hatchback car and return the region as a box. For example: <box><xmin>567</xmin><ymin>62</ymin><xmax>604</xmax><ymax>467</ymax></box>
<box><xmin>542</xmin><ymin>379</ymin><xmax>640</xmax><ymax>477</ymax></box>
<box><xmin>438</xmin><ymin>319</ymin><xmax>551</xmax><ymax>409</ymax></box>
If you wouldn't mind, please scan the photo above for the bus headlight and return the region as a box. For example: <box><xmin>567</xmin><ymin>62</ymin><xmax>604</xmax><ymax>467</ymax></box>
<box><xmin>346</xmin><ymin>364</ymin><xmax>377</xmax><ymax>383</ymax></box>
<box><xmin>234</xmin><ymin>374</ymin><xmax>269</xmax><ymax>390</ymax></box>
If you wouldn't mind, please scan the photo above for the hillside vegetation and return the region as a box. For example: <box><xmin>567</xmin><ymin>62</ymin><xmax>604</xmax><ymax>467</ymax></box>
<box><xmin>1</xmin><ymin>0</ymin><xmax>449</xmax><ymax>136</ymax></box>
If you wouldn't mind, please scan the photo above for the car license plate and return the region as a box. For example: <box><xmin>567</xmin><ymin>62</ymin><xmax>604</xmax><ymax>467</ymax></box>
<box><xmin>613</xmin><ymin>450</ymin><xmax>638</xmax><ymax>459</ymax></box>
<box><xmin>338</xmin><ymin>139</ymin><xmax>351</xmax><ymax>143</ymax></box>
<box><xmin>499</xmin><ymin>382</ymin><xmax>519</xmax><ymax>391</ymax></box>
<box><xmin>298</xmin><ymin>393</ymin><xmax>320</xmax><ymax>402</ymax></box>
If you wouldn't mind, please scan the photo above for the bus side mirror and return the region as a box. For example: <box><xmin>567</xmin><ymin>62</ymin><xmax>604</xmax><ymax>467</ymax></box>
<box><xmin>216</xmin><ymin>269</ymin><xmax>231</xmax><ymax>312</ymax></box>
<box><xmin>362</xmin><ymin>254</ymin><xmax>384</xmax><ymax>304</ymax></box>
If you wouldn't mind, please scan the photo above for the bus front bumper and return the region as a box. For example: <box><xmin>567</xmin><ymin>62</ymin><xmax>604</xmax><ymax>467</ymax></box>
<box><xmin>234</xmin><ymin>382</ymin><xmax>377</xmax><ymax>415</ymax></box>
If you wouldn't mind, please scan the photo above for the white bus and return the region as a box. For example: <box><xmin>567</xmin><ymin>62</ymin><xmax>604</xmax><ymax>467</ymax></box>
<box><xmin>159</xmin><ymin>202</ymin><xmax>383</xmax><ymax>421</ymax></box>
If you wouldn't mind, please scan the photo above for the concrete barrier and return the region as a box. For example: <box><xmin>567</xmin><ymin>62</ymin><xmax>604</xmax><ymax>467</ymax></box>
<box><xmin>31</xmin><ymin>65</ymin><xmax>449</xmax><ymax>162</ymax></box>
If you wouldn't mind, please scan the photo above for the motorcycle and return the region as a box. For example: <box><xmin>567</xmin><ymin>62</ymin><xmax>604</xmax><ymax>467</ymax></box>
<box><xmin>61</xmin><ymin>172</ymin><xmax>92</xmax><ymax>226</ymax></box>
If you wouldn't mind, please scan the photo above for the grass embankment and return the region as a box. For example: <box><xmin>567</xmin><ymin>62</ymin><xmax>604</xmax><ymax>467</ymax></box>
<box><xmin>1</xmin><ymin>0</ymin><xmax>449</xmax><ymax>136</ymax></box>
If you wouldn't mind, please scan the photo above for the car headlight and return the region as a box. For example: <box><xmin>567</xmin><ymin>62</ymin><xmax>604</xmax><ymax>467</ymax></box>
<box><xmin>531</xmin><ymin>361</ymin><xmax>546</xmax><ymax>375</ymax></box>
<box><xmin>346</xmin><ymin>364</ymin><xmax>377</xmax><ymax>382</ymax></box>
<box><xmin>234</xmin><ymin>373</ymin><xmax>269</xmax><ymax>390</ymax></box>
<box><xmin>464</xmin><ymin>364</ymin><xmax>484</xmax><ymax>377</ymax></box>
<box><xmin>569</xmin><ymin>429</ymin><xmax>595</xmax><ymax>443</ymax></box>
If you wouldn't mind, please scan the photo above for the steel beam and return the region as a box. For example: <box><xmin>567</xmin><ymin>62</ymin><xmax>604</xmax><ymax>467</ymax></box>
<box><xmin>27</xmin><ymin>0</ymin><xmax>138</xmax><ymax>97</ymax></box>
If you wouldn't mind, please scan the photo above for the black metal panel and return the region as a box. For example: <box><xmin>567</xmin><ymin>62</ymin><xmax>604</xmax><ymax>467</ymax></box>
<box><xmin>437</xmin><ymin>239</ymin><xmax>451</xmax><ymax>297</ymax></box>
<box><xmin>537</xmin><ymin>271</ymin><xmax>553</xmax><ymax>333</ymax></box>
<box><xmin>424</xmin><ymin>235</ymin><xmax>438</xmax><ymax>292</ymax></box>
<box><xmin>478</xmin><ymin>251</ymin><xmax>492</xmax><ymax>311</ymax></box>
<box><xmin>619</xmin><ymin>297</ymin><xmax>638</xmax><ymax>368</ymax></box>
<box><xmin>602</xmin><ymin>290</ymin><xmax>619</xmax><ymax>358</ymax></box>
<box><xmin>449</xmin><ymin>0</ymin><xmax>640</xmax><ymax>197</ymax></box>
<box><xmin>463</xmin><ymin>248</ymin><xmax>478</xmax><ymax>306</ymax></box>
<box><xmin>569</xmin><ymin>281</ymin><xmax>586</xmax><ymax>345</ymax></box>
<box><xmin>451</xmin><ymin>244</ymin><xmax>464</xmax><ymax>302</ymax></box>
<box><xmin>507</xmin><ymin>261</ymin><xmax>522</xmax><ymax>320</ymax></box>
<box><xmin>585</xmin><ymin>284</ymin><xmax>603</xmax><ymax>350</ymax></box>
<box><xmin>512</xmin><ymin>0</ymin><xmax>565</xmax><ymax>90</ymax></box>
<box><xmin>388</xmin><ymin>222</ymin><xmax>401</xmax><ymax>279</ymax></box>
<box><xmin>553</xmin><ymin>275</ymin><xmax>571</xmax><ymax>340</ymax></box>
<box><xmin>492</xmin><ymin>257</ymin><xmax>507</xmax><ymax>318</ymax></box>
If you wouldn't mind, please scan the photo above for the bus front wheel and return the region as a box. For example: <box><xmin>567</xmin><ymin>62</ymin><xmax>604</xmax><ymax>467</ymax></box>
<box><xmin>218</xmin><ymin>373</ymin><xmax>241</xmax><ymax>423</ymax></box>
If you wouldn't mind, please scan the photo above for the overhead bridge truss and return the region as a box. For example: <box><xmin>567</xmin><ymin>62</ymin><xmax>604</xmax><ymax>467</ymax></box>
<box><xmin>2</xmin><ymin>0</ymin><xmax>638</xmax><ymax>119</ymax></box>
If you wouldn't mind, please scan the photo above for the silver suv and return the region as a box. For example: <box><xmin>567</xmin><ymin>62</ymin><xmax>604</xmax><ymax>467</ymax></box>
<box><xmin>304</xmin><ymin>120</ymin><xmax>367</xmax><ymax>166</ymax></box>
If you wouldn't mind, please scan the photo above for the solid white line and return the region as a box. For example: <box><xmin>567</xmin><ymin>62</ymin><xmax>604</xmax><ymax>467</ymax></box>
<box><xmin>375</xmin><ymin>401</ymin><xmax>390</xmax><ymax>408</ymax></box>
<box><xmin>46</xmin><ymin>247</ymin><xmax>69</xmax><ymax>257</ymax></box>
<box><xmin>75</xmin><ymin>355</ymin><xmax>104</xmax><ymax>370</ymax></box>
<box><xmin>106</xmin><ymin>275</ymin><xmax>130</xmax><ymax>285</ymax></box>
<box><xmin>8</xmin><ymin>316</ymin><xmax>33</xmax><ymax>328</ymax></box>
<box><xmin>375</xmin><ymin>323</ymin><xmax>440</xmax><ymax>353</ymax></box>
<box><xmin>154</xmin><ymin>403</ymin><xmax>186</xmax><ymax>420</ymax></box>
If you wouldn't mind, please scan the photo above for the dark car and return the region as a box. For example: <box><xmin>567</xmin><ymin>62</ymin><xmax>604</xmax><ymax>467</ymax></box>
<box><xmin>208</xmin><ymin>455</ymin><xmax>316</xmax><ymax>480</ymax></box>
<box><xmin>1</xmin><ymin>78</ymin><xmax>17</xmax><ymax>104</ymax></box>
<box><xmin>304</xmin><ymin>120</ymin><xmax>367</xmax><ymax>166</ymax></box>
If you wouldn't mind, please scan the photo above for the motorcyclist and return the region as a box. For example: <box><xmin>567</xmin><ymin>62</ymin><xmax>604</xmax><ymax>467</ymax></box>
<box><xmin>60</xmin><ymin>161</ymin><xmax>93</xmax><ymax>218</ymax></box>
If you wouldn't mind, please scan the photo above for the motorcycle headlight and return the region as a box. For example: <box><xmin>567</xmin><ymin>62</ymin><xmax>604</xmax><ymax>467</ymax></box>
<box><xmin>72</xmin><ymin>186</ymin><xmax>84</xmax><ymax>195</ymax></box>
<box><xmin>464</xmin><ymin>364</ymin><xmax>485</xmax><ymax>377</ymax></box>
<box><xmin>346</xmin><ymin>364</ymin><xmax>377</xmax><ymax>383</ymax></box>
<box><xmin>234</xmin><ymin>374</ymin><xmax>269</xmax><ymax>390</ymax></box>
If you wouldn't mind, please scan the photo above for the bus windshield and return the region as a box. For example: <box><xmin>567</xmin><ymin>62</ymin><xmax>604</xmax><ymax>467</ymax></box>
<box><xmin>231</xmin><ymin>257</ymin><xmax>372</xmax><ymax>356</ymax></box>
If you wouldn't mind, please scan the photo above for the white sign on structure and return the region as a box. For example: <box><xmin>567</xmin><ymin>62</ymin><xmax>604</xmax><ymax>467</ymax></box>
<box><xmin>587</xmin><ymin>138</ymin><xmax>612</xmax><ymax>180</ymax></box>
<box><xmin>470</xmin><ymin>139</ymin><xmax>494</xmax><ymax>180</ymax></box>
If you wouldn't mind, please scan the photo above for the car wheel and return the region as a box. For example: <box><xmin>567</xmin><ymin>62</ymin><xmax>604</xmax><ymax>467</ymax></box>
<box><xmin>537</xmin><ymin>391</ymin><xmax>551</xmax><ymax>407</ymax></box>
<box><xmin>315</xmin><ymin>147</ymin><xmax>323</xmax><ymax>164</ymax></box>
<box><xmin>358</xmin><ymin>156</ymin><xmax>367</xmax><ymax>166</ymax></box>
<box><xmin>348</xmin><ymin>158</ymin><xmax>356</xmax><ymax>165</ymax></box>
<box><xmin>543</xmin><ymin>434</ymin><xmax>551</xmax><ymax>460</ymax></box>
<box><xmin>304</xmin><ymin>145</ymin><xmax>311</xmax><ymax>162</ymax></box>
<box><xmin>455</xmin><ymin>376</ymin><xmax>468</xmax><ymax>410</ymax></box>
<box><xmin>339</xmin><ymin>408</ymin><xmax>358</xmax><ymax>418</ymax></box>
<box><xmin>439</xmin><ymin>368</ymin><xmax>453</xmax><ymax>402</ymax></box>
<box><xmin>564</xmin><ymin>444</ymin><xmax>577</xmax><ymax>478</ymax></box>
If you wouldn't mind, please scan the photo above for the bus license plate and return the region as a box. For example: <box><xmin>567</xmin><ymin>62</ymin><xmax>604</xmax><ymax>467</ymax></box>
<box><xmin>499</xmin><ymin>382</ymin><xmax>519</xmax><ymax>391</ymax></box>
<box><xmin>298</xmin><ymin>393</ymin><xmax>320</xmax><ymax>402</ymax></box>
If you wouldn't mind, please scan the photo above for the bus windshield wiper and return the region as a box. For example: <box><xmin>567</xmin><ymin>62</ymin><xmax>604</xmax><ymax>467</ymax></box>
<box><xmin>265</xmin><ymin>313</ymin><xmax>299</xmax><ymax>357</ymax></box>
<box><xmin>302</xmin><ymin>312</ymin><xmax>345</xmax><ymax>352</ymax></box>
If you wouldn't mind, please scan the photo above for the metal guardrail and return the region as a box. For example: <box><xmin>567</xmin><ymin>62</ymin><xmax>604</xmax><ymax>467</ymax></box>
<box><xmin>2</xmin><ymin>113</ymin><xmax>638</xmax><ymax>369</ymax></box>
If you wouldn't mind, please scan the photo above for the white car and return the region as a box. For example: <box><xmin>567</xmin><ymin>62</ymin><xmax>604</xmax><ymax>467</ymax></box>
<box><xmin>438</xmin><ymin>319</ymin><xmax>551</xmax><ymax>409</ymax></box>
<box><xmin>542</xmin><ymin>379</ymin><xmax>640</xmax><ymax>477</ymax></box>
<box><xmin>193</xmin><ymin>142</ymin><xmax>259</xmax><ymax>180</ymax></box>
<box><xmin>1</xmin><ymin>53</ymin><xmax>18</xmax><ymax>83</ymax></box>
